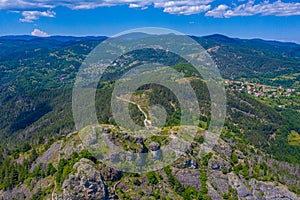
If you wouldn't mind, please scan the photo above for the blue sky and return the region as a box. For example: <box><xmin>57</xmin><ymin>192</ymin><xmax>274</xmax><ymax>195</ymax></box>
<box><xmin>0</xmin><ymin>0</ymin><xmax>300</xmax><ymax>42</ymax></box>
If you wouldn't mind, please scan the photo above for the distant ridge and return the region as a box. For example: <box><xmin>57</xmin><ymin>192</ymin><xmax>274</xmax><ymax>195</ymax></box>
<box><xmin>1</xmin><ymin>34</ymin><xmax>299</xmax><ymax>45</ymax></box>
<box><xmin>0</xmin><ymin>35</ymin><xmax>38</xmax><ymax>41</ymax></box>
<box><xmin>49</xmin><ymin>35</ymin><xmax>107</xmax><ymax>42</ymax></box>
<box><xmin>0</xmin><ymin>35</ymin><xmax>107</xmax><ymax>42</ymax></box>
<box><xmin>250</xmin><ymin>38</ymin><xmax>299</xmax><ymax>47</ymax></box>
<box><xmin>1</xmin><ymin>34</ymin><xmax>299</xmax><ymax>58</ymax></box>
<box><xmin>202</xmin><ymin>34</ymin><xmax>238</xmax><ymax>43</ymax></box>
<box><xmin>201</xmin><ymin>34</ymin><xmax>300</xmax><ymax>46</ymax></box>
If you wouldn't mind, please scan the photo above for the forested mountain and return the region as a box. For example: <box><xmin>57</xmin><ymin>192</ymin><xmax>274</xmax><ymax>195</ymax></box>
<box><xmin>0</xmin><ymin>34</ymin><xmax>299</xmax><ymax>199</ymax></box>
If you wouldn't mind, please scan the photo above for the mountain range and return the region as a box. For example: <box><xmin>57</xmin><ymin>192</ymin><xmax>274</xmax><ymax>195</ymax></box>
<box><xmin>0</xmin><ymin>34</ymin><xmax>299</xmax><ymax>199</ymax></box>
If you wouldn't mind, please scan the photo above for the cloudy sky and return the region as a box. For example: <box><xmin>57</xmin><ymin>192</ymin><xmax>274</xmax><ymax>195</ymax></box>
<box><xmin>0</xmin><ymin>0</ymin><xmax>300</xmax><ymax>42</ymax></box>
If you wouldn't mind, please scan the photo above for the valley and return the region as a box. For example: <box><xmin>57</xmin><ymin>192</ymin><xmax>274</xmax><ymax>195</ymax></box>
<box><xmin>0</xmin><ymin>34</ymin><xmax>299</xmax><ymax>199</ymax></box>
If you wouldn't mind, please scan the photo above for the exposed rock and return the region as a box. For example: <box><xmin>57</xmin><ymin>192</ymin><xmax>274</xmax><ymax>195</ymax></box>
<box><xmin>174</xmin><ymin>156</ymin><xmax>198</xmax><ymax>169</ymax></box>
<box><xmin>209</xmin><ymin>157</ymin><xmax>231</xmax><ymax>172</ymax></box>
<box><xmin>184</xmin><ymin>157</ymin><xmax>198</xmax><ymax>169</ymax></box>
<box><xmin>149</xmin><ymin>142</ymin><xmax>160</xmax><ymax>151</ymax></box>
<box><xmin>249</xmin><ymin>179</ymin><xmax>299</xmax><ymax>200</ymax></box>
<box><xmin>213</xmin><ymin>140</ymin><xmax>232</xmax><ymax>160</ymax></box>
<box><xmin>3</xmin><ymin>129</ymin><xmax>300</xmax><ymax>200</ymax></box>
<box><xmin>0</xmin><ymin>176</ymin><xmax>53</xmax><ymax>200</ymax></box>
<box><xmin>173</xmin><ymin>168</ymin><xmax>201</xmax><ymax>191</ymax></box>
<box><xmin>30</xmin><ymin>140</ymin><xmax>61</xmax><ymax>171</ymax></box>
<box><xmin>209</xmin><ymin>171</ymin><xmax>229</xmax><ymax>195</ymax></box>
<box><xmin>150</xmin><ymin>149</ymin><xmax>162</xmax><ymax>160</ymax></box>
<box><xmin>149</xmin><ymin>142</ymin><xmax>162</xmax><ymax>160</ymax></box>
<box><xmin>0</xmin><ymin>185</ymin><xmax>29</xmax><ymax>200</ymax></box>
<box><xmin>58</xmin><ymin>158</ymin><xmax>112</xmax><ymax>200</ymax></box>
<box><xmin>207</xmin><ymin>182</ymin><xmax>223</xmax><ymax>200</ymax></box>
<box><xmin>235</xmin><ymin>150</ymin><xmax>245</xmax><ymax>159</ymax></box>
<box><xmin>62</xmin><ymin>136</ymin><xmax>84</xmax><ymax>160</ymax></box>
<box><xmin>228</xmin><ymin>173</ymin><xmax>253</xmax><ymax>199</ymax></box>
<box><xmin>81</xmin><ymin>127</ymin><xmax>99</xmax><ymax>147</ymax></box>
<box><xmin>99</xmin><ymin>165</ymin><xmax>122</xmax><ymax>182</ymax></box>
<box><xmin>254</xmin><ymin>155</ymin><xmax>300</xmax><ymax>190</ymax></box>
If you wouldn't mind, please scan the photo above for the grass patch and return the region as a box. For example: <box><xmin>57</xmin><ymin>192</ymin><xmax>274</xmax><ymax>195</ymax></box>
<box><xmin>288</xmin><ymin>131</ymin><xmax>300</xmax><ymax>146</ymax></box>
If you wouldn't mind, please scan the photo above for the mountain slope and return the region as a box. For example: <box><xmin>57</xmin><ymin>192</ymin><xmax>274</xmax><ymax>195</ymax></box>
<box><xmin>0</xmin><ymin>34</ymin><xmax>299</xmax><ymax>199</ymax></box>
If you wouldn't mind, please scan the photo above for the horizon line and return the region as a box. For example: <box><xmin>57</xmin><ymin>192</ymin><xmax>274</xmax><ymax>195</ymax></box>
<box><xmin>0</xmin><ymin>34</ymin><xmax>299</xmax><ymax>45</ymax></box>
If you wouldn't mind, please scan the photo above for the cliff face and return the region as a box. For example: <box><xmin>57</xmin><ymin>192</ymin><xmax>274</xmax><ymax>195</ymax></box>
<box><xmin>55</xmin><ymin>158</ymin><xmax>112</xmax><ymax>200</ymax></box>
<box><xmin>1</xmin><ymin>127</ymin><xmax>299</xmax><ymax>200</ymax></box>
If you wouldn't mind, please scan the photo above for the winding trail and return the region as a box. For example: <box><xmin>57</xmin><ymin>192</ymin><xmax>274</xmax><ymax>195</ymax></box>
<box><xmin>116</xmin><ymin>96</ymin><xmax>152</xmax><ymax>128</ymax></box>
<box><xmin>113</xmin><ymin>180</ymin><xmax>121</xmax><ymax>192</ymax></box>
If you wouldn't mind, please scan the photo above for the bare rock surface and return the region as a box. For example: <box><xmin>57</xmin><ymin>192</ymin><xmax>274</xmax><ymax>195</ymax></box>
<box><xmin>61</xmin><ymin>136</ymin><xmax>84</xmax><ymax>160</ymax></box>
<box><xmin>209</xmin><ymin>157</ymin><xmax>231</xmax><ymax>172</ymax></box>
<box><xmin>249</xmin><ymin>179</ymin><xmax>299</xmax><ymax>200</ymax></box>
<box><xmin>57</xmin><ymin>158</ymin><xmax>112</xmax><ymax>200</ymax></box>
<box><xmin>31</xmin><ymin>141</ymin><xmax>62</xmax><ymax>171</ymax></box>
<box><xmin>228</xmin><ymin>173</ymin><xmax>253</xmax><ymax>199</ymax></box>
<box><xmin>0</xmin><ymin>185</ymin><xmax>29</xmax><ymax>200</ymax></box>
<box><xmin>207</xmin><ymin>182</ymin><xmax>223</xmax><ymax>200</ymax></box>
<box><xmin>173</xmin><ymin>168</ymin><xmax>201</xmax><ymax>191</ymax></box>
<box><xmin>209</xmin><ymin>171</ymin><xmax>229</xmax><ymax>195</ymax></box>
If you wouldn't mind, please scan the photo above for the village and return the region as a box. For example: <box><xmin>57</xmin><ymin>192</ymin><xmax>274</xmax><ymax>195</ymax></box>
<box><xmin>225</xmin><ymin>79</ymin><xmax>296</xmax><ymax>99</ymax></box>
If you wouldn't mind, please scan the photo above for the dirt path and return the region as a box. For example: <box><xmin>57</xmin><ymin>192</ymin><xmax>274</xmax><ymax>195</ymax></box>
<box><xmin>116</xmin><ymin>96</ymin><xmax>152</xmax><ymax>128</ymax></box>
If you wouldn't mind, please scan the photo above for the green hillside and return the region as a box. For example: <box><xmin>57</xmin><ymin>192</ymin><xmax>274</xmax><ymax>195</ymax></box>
<box><xmin>0</xmin><ymin>35</ymin><xmax>299</xmax><ymax>199</ymax></box>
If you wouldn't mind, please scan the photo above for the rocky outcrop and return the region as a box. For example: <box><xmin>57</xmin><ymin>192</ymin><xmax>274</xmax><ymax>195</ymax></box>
<box><xmin>235</xmin><ymin>150</ymin><xmax>245</xmax><ymax>159</ymax></box>
<box><xmin>0</xmin><ymin>185</ymin><xmax>29</xmax><ymax>200</ymax></box>
<box><xmin>174</xmin><ymin>156</ymin><xmax>199</xmax><ymax>169</ymax></box>
<box><xmin>213</xmin><ymin>140</ymin><xmax>232</xmax><ymax>160</ymax></box>
<box><xmin>173</xmin><ymin>168</ymin><xmax>201</xmax><ymax>191</ymax></box>
<box><xmin>228</xmin><ymin>173</ymin><xmax>253</xmax><ymax>199</ymax></box>
<box><xmin>184</xmin><ymin>157</ymin><xmax>198</xmax><ymax>169</ymax></box>
<box><xmin>56</xmin><ymin>158</ymin><xmax>115</xmax><ymax>200</ymax></box>
<box><xmin>249</xmin><ymin>179</ymin><xmax>299</xmax><ymax>200</ymax></box>
<box><xmin>209</xmin><ymin>157</ymin><xmax>231</xmax><ymax>172</ymax></box>
<box><xmin>99</xmin><ymin>165</ymin><xmax>122</xmax><ymax>182</ymax></box>
<box><xmin>149</xmin><ymin>142</ymin><xmax>162</xmax><ymax>160</ymax></box>
<box><xmin>61</xmin><ymin>136</ymin><xmax>84</xmax><ymax>160</ymax></box>
<box><xmin>172</xmin><ymin>167</ymin><xmax>299</xmax><ymax>200</ymax></box>
<box><xmin>207</xmin><ymin>182</ymin><xmax>223</xmax><ymax>200</ymax></box>
<box><xmin>31</xmin><ymin>141</ymin><xmax>62</xmax><ymax>171</ymax></box>
<box><xmin>209</xmin><ymin>171</ymin><xmax>229</xmax><ymax>195</ymax></box>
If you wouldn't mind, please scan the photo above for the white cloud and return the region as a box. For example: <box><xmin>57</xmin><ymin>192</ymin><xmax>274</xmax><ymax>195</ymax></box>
<box><xmin>31</xmin><ymin>28</ymin><xmax>50</xmax><ymax>37</ymax></box>
<box><xmin>129</xmin><ymin>3</ymin><xmax>141</xmax><ymax>8</ymax></box>
<box><xmin>205</xmin><ymin>4</ymin><xmax>229</xmax><ymax>18</ymax></box>
<box><xmin>0</xmin><ymin>0</ymin><xmax>54</xmax><ymax>10</ymax></box>
<box><xmin>206</xmin><ymin>0</ymin><xmax>300</xmax><ymax>18</ymax></box>
<box><xmin>68</xmin><ymin>0</ymin><xmax>214</xmax><ymax>15</ymax></box>
<box><xmin>2</xmin><ymin>0</ymin><xmax>300</xmax><ymax>19</ymax></box>
<box><xmin>0</xmin><ymin>0</ymin><xmax>214</xmax><ymax>17</ymax></box>
<box><xmin>20</xmin><ymin>10</ymin><xmax>56</xmax><ymax>22</ymax></box>
<box><xmin>163</xmin><ymin>5</ymin><xmax>211</xmax><ymax>15</ymax></box>
<box><xmin>154</xmin><ymin>0</ymin><xmax>213</xmax><ymax>15</ymax></box>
